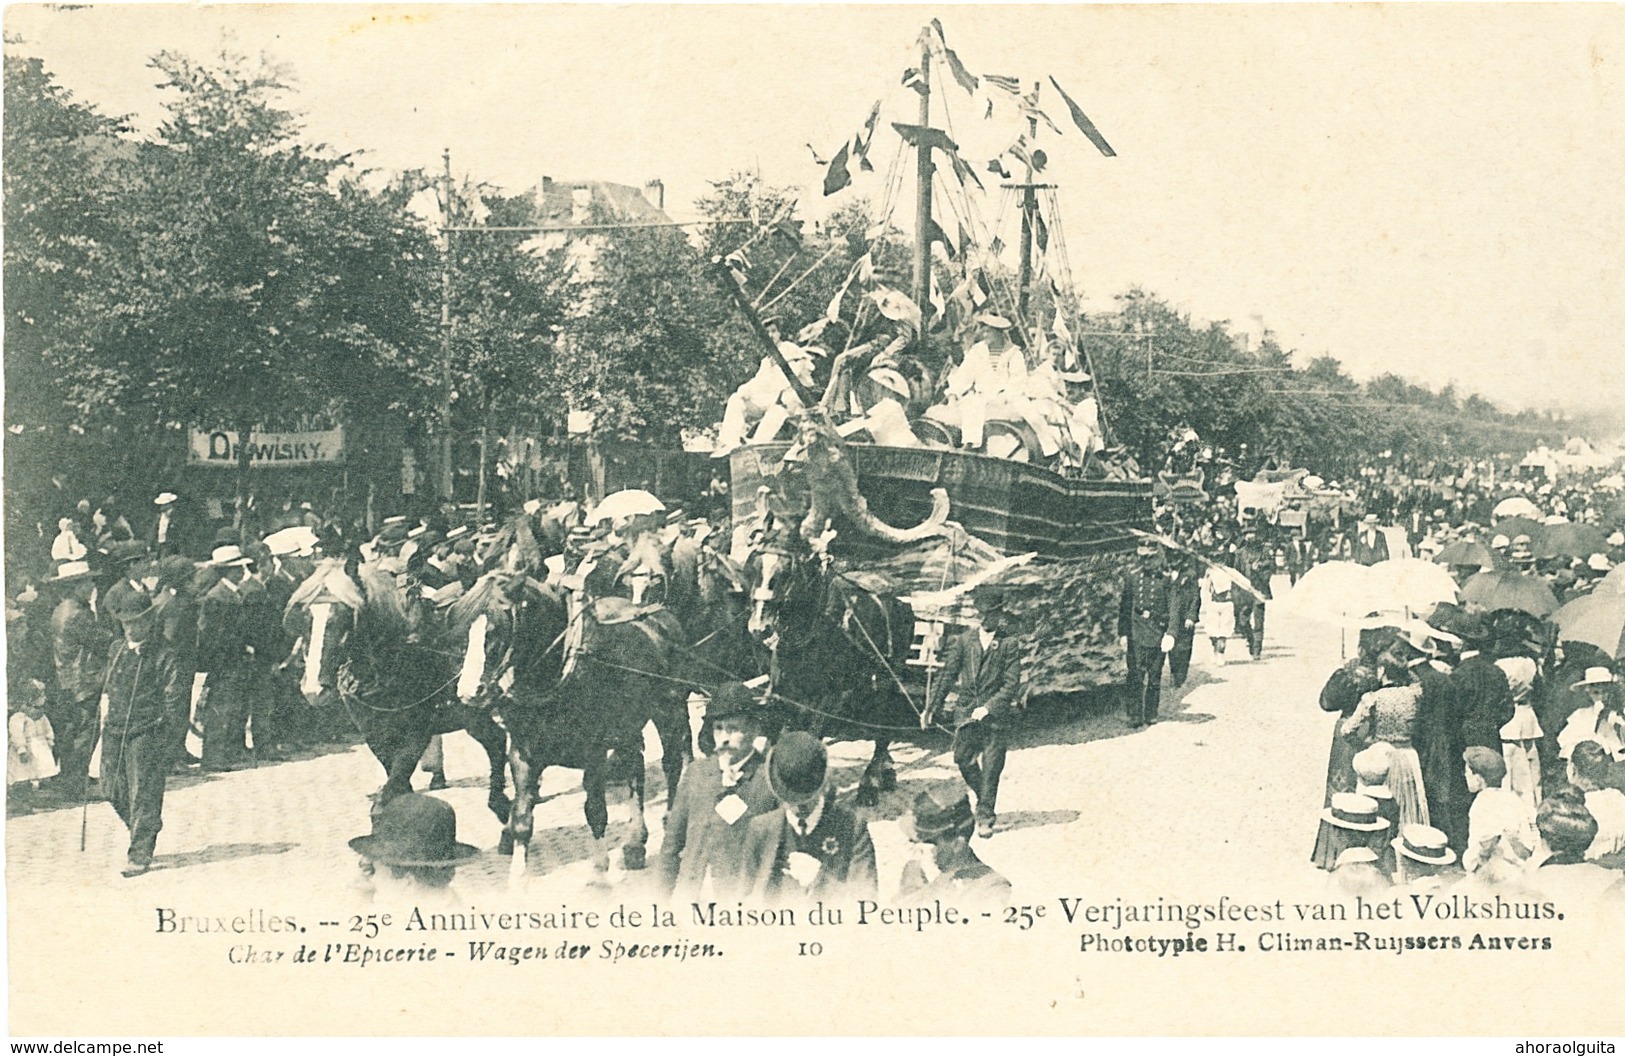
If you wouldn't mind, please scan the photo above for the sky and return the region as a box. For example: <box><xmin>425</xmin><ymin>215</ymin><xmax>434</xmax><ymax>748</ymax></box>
<box><xmin>7</xmin><ymin>3</ymin><xmax>1625</xmax><ymax>419</ymax></box>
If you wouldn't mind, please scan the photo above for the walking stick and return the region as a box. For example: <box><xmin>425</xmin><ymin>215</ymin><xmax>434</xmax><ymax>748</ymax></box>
<box><xmin>79</xmin><ymin>776</ymin><xmax>89</xmax><ymax>852</ymax></box>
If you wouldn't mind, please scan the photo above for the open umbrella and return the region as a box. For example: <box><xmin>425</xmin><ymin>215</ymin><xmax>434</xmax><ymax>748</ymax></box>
<box><xmin>1552</xmin><ymin>591</ymin><xmax>1625</xmax><ymax>658</ymax></box>
<box><xmin>1536</xmin><ymin>521</ymin><xmax>1609</xmax><ymax>560</ymax></box>
<box><xmin>1492</xmin><ymin>516</ymin><xmax>1544</xmax><ymax>543</ymax></box>
<box><xmin>1598</xmin><ymin>565</ymin><xmax>1625</xmax><ymax>595</ymax></box>
<box><xmin>1366</xmin><ymin>558</ymin><xmax>1460</xmax><ymax>614</ymax></box>
<box><xmin>1460</xmin><ymin>570</ymin><xmax>1559</xmax><ymax>618</ymax></box>
<box><xmin>588</xmin><ymin>489</ymin><xmax>665</xmax><ymax>524</ymax></box>
<box><xmin>1274</xmin><ymin>561</ymin><xmax>1371</xmax><ymax>625</ymax></box>
<box><xmin>1432</xmin><ymin>539</ymin><xmax>1496</xmax><ymax>570</ymax></box>
<box><xmin>1493</xmin><ymin>496</ymin><xmax>1542</xmax><ymax>520</ymax></box>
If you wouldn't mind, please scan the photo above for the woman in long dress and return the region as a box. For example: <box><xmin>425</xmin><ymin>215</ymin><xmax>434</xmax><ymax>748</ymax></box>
<box><xmin>1343</xmin><ymin>661</ymin><xmax>1430</xmax><ymax>828</ymax></box>
<box><xmin>1311</xmin><ymin>657</ymin><xmax>1381</xmax><ymax>868</ymax></box>
<box><xmin>1198</xmin><ymin>566</ymin><xmax>1235</xmax><ymax>665</ymax></box>
<box><xmin>1495</xmin><ymin>657</ymin><xmax>1543</xmax><ymax>812</ymax></box>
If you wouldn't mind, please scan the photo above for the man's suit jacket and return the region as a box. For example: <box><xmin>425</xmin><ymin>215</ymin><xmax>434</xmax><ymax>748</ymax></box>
<box><xmin>1352</xmin><ymin>530</ymin><xmax>1390</xmax><ymax>566</ymax></box>
<box><xmin>656</xmin><ymin>752</ymin><xmax>778</xmax><ymax>898</ymax></box>
<box><xmin>196</xmin><ymin>579</ymin><xmax>248</xmax><ymax>677</ymax></box>
<box><xmin>929</xmin><ymin>628</ymin><xmax>1023</xmax><ymax>727</ymax></box>
<box><xmin>739</xmin><ymin>801</ymin><xmax>877</xmax><ymax>902</ymax></box>
<box><xmin>1168</xmin><ymin>571</ymin><xmax>1202</xmax><ymax>641</ymax></box>
<box><xmin>1118</xmin><ymin>567</ymin><xmax>1178</xmax><ymax>646</ymax></box>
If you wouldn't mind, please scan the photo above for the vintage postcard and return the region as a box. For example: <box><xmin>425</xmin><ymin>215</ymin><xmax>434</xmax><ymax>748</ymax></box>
<box><xmin>5</xmin><ymin>2</ymin><xmax>1625</xmax><ymax>1039</ymax></box>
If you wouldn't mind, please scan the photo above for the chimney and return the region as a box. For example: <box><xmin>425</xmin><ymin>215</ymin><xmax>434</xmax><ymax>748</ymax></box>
<box><xmin>643</xmin><ymin>178</ymin><xmax>665</xmax><ymax>211</ymax></box>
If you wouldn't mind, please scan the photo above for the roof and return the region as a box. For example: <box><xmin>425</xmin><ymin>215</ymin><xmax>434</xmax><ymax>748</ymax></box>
<box><xmin>533</xmin><ymin>178</ymin><xmax>670</xmax><ymax>227</ymax></box>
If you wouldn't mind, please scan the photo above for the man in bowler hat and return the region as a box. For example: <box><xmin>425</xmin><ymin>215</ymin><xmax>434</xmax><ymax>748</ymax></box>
<box><xmin>740</xmin><ymin>731</ymin><xmax>876</xmax><ymax>901</ymax></box>
<box><xmin>897</xmin><ymin>786</ymin><xmax>1011</xmax><ymax>904</ymax></box>
<box><xmin>99</xmin><ymin>583</ymin><xmax>189</xmax><ymax>876</ymax></box>
<box><xmin>928</xmin><ymin>583</ymin><xmax>1024</xmax><ymax>837</ymax></box>
<box><xmin>350</xmin><ymin>793</ymin><xmax>478</xmax><ymax>904</ymax></box>
<box><xmin>656</xmin><ymin>681</ymin><xmax>779</xmax><ymax>897</ymax></box>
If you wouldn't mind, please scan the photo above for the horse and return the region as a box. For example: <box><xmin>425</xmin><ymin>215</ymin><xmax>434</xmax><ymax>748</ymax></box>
<box><xmin>492</xmin><ymin>585</ymin><xmax>692</xmax><ymax>874</ymax></box>
<box><xmin>282</xmin><ymin>560</ymin><xmax>510</xmax><ymax>818</ymax></box>
<box><xmin>742</xmin><ymin>520</ymin><xmax>924</xmax><ymax>804</ymax></box>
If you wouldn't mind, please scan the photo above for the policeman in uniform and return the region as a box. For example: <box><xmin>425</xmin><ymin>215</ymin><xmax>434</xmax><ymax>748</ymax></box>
<box><xmin>1118</xmin><ymin>538</ymin><xmax>1178</xmax><ymax>727</ymax></box>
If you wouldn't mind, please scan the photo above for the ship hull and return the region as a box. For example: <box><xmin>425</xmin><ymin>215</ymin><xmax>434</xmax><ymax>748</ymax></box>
<box><xmin>730</xmin><ymin>442</ymin><xmax>1153</xmax><ymax>558</ymax></box>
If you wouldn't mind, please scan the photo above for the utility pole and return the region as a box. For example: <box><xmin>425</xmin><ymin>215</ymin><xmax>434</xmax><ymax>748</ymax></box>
<box><xmin>438</xmin><ymin>147</ymin><xmax>455</xmax><ymax>504</ymax></box>
<box><xmin>912</xmin><ymin>40</ymin><xmax>933</xmax><ymax>334</ymax></box>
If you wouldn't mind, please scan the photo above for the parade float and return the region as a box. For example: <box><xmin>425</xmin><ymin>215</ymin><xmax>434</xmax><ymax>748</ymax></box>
<box><xmin>713</xmin><ymin>22</ymin><xmax>1155</xmax><ymax>698</ymax></box>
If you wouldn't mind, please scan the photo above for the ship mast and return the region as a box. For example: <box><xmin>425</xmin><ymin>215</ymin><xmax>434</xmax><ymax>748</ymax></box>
<box><xmin>911</xmin><ymin>38</ymin><xmax>934</xmax><ymax>331</ymax></box>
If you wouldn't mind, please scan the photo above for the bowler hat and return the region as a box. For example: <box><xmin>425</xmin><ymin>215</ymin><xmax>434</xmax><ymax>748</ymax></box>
<box><xmin>972</xmin><ymin>583</ymin><xmax>1007</xmax><ymax>614</ymax></box>
<box><xmin>899</xmin><ymin>786</ymin><xmax>976</xmax><ymax>844</ymax></box>
<box><xmin>766</xmin><ymin>732</ymin><xmax>828</xmax><ymax>806</ymax></box>
<box><xmin>348</xmin><ymin>794</ymin><xmax>478</xmax><ymax>868</ymax></box>
<box><xmin>103</xmin><ymin>539</ymin><xmax>151</xmax><ymax>567</ymax></box>
<box><xmin>103</xmin><ymin>580</ymin><xmax>157</xmax><ymax>623</ymax></box>
<box><xmin>707</xmin><ymin>682</ymin><xmax>764</xmax><ymax>724</ymax></box>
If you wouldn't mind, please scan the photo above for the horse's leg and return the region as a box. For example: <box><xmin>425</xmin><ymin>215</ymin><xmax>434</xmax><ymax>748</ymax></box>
<box><xmin>386</xmin><ymin>728</ymin><xmax>431</xmax><ymax>803</ymax></box>
<box><xmin>500</xmin><ymin>739</ymin><xmax>535</xmax><ymax>858</ymax></box>
<box><xmin>621</xmin><ymin>734</ymin><xmax>650</xmax><ymax>871</ymax></box>
<box><xmin>651</xmin><ymin>699</ymin><xmax>690</xmax><ymax>807</ymax></box>
<box><xmin>466</xmin><ymin>711</ymin><xmax>512</xmax><ymax>822</ymax></box>
<box><xmin>582</xmin><ymin>750</ymin><xmax>613</xmax><ymax>879</ymax></box>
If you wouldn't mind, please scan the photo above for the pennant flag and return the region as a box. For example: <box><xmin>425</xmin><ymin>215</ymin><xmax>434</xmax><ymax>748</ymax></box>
<box><xmin>823</xmin><ymin>140</ymin><xmax>853</xmax><ymax>196</ymax></box>
<box><xmin>1049</xmin><ymin>76</ymin><xmax>1117</xmax><ymax>157</ymax></box>
<box><xmin>891</xmin><ymin>122</ymin><xmax>959</xmax><ymax>154</ymax></box>
<box><xmin>902</xmin><ymin>67</ymin><xmax>927</xmax><ymax>96</ymax></box>
<box><xmin>987</xmin><ymin>157</ymin><xmax>1012</xmax><ymax>179</ymax></box>
<box><xmin>826</xmin><ymin>256</ymin><xmax>864</xmax><ymax>322</ymax></box>
<box><xmin>1053</xmin><ymin>308</ymin><xmax>1073</xmax><ymax>348</ymax></box>
<box><xmin>950</xmin><ymin>152</ymin><xmax>985</xmax><ymax>191</ymax></box>
<box><xmin>925</xmin><ymin>216</ymin><xmax>958</xmax><ymax>260</ymax></box>
<box><xmin>857</xmin><ymin>251</ymin><xmax>876</xmax><ymax>284</ymax></box>
<box><xmin>929</xmin><ymin>19</ymin><xmax>979</xmax><ymax>94</ymax></box>
<box><xmin>807</xmin><ymin>143</ymin><xmax>828</xmax><ymax>166</ymax></box>
<box><xmin>853</xmin><ymin>100</ymin><xmax>882</xmax><ymax>171</ymax></box>
<box><xmin>985</xmin><ymin>99</ymin><xmax>994</xmax><ymax>120</ymax></box>
<box><xmin>971</xmin><ymin>269</ymin><xmax>991</xmax><ymax>307</ymax></box>
<box><xmin>984</xmin><ymin>74</ymin><xmax>1023</xmax><ymax>95</ymax></box>
<box><xmin>1031</xmin><ymin>148</ymin><xmax>1048</xmax><ymax>173</ymax></box>
<box><xmin>1034</xmin><ymin>209</ymin><xmax>1049</xmax><ymax>253</ymax></box>
<box><xmin>1019</xmin><ymin>93</ymin><xmax>1062</xmax><ymax>136</ymax></box>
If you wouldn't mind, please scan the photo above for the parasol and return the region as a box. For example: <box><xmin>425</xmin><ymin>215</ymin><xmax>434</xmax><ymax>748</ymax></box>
<box><xmin>1432</xmin><ymin>540</ymin><xmax>1496</xmax><ymax>570</ymax></box>
<box><xmin>1535</xmin><ymin>522</ymin><xmax>1608</xmax><ymax>560</ymax></box>
<box><xmin>1274</xmin><ymin>561</ymin><xmax>1374</xmax><ymax>625</ymax></box>
<box><xmin>1492</xmin><ymin>516</ymin><xmax>1544</xmax><ymax>543</ymax></box>
<box><xmin>588</xmin><ymin>489</ymin><xmax>666</xmax><ymax>524</ymax></box>
<box><xmin>1597</xmin><ymin>565</ymin><xmax>1625</xmax><ymax>596</ymax></box>
<box><xmin>1459</xmin><ymin>570</ymin><xmax>1559</xmax><ymax>619</ymax></box>
<box><xmin>1365</xmin><ymin>558</ymin><xmax>1461</xmax><ymax>614</ymax></box>
<box><xmin>1551</xmin><ymin>591</ymin><xmax>1625</xmax><ymax>658</ymax></box>
<box><xmin>1493</xmin><ymin>497</ymin><xmax>1542</xmax><ymax>520</ymax></box>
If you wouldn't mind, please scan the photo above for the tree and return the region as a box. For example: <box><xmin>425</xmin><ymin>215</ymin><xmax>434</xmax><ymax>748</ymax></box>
<box><xmin>72</xmin><ymin>49</ymin><xmax>431</xmax><ymax>505</ymax></box>
<box><xmin>2</xmin><ymin>52</ymin><xmax>129</xmax><ymax>430</ymax></box>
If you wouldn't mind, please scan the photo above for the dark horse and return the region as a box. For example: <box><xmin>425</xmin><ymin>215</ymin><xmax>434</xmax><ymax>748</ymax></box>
<box><xmin>742</xmin><ymin>520</ymin><xmax>925</xmax><ymax>804</ymax></box>
<box><xmin>492</xmin><ymin>583</ymin><xmax>692</xmax><ymax>874</ymax></box>
<box><xmin>283</xmin><ymin>560</ymin><xmax>512</xmax><ymax>819</ymax></box>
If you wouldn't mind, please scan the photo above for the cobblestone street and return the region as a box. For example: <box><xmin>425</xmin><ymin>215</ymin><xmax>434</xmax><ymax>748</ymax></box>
<box><xmin>6</xmin><ymin>618</ymin><xmax>1344</xmax><ymax>904</ymax></box>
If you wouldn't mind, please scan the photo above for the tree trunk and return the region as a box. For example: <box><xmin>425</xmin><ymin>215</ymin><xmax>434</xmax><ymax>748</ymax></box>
<box><xmin>475</xmin><ymin>391</ymin><xmax>490</xmax><ymax>523</ymax></box>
